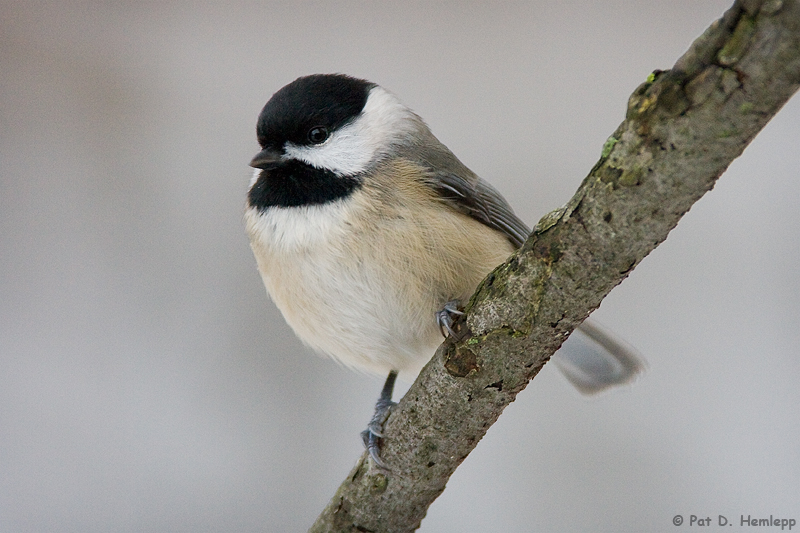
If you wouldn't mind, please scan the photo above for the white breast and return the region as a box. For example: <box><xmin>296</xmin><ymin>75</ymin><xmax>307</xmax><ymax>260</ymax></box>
<box><xmin>244</xmin><ymin>197</ymin><xmax>444</xmax><ymax>379</ymax></box>
<box><xmin>245</xmin><ymin>198</ymin><xmax>351</xmax><ymax>251</ymax></box>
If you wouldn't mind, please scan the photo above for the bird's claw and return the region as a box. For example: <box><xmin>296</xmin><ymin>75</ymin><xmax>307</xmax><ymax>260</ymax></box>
<box><xmin>361</xmin><ymin>371</ymin><xmax>398</xmax><ymax>470</ymax></box>
<box><xmin>436</xmin><ymin>300</ymin><xmax>464</xmax><ymax>338</ymax></box>
<box><xmin>361</xmin><ymin>398</ymin><xmax>395</xmax><ymax>469</ymax></box>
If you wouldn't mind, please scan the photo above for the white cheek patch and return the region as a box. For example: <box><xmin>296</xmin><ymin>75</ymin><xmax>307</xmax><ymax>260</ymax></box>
<box><xmin>245</xmin><ymin>200</ymin><xmax>351</xmax><ymax>251</ymax></box>
<box><xmin>283</xmin><ymin>86</ymin><xmax>417</xmax><ymax>176</ymax></box>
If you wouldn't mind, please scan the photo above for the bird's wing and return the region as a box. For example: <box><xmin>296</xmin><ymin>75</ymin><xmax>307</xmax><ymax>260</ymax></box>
<box><xmin>407</xmin><ymin>133</ymin><xmax>530</xmax><ymax>248</ymax></box>
<box><xmin>425</xmin><ymin>169</ymin><xmax>530</xmax><ymax>248</ymax></box>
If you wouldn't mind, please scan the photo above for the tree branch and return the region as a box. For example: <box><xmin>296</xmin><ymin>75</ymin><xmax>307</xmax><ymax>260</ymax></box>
<box><xmin>310</xmin><ymin>1</ymin><xmax>800</xmax><ymax>531</ymax></box>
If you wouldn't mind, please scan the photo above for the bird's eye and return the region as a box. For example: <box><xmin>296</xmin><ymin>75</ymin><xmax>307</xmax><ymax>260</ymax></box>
<box><xmin>307</xmin><ymin>126</ymin><xmax>329</xmax><ymax>144</ymax></box>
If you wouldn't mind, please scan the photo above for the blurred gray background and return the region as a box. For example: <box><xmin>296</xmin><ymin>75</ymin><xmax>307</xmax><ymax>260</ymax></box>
<box><xmin>2</xmin><ymin>1</ymin><xmax>798</xmax><ymax>531</ymax></box>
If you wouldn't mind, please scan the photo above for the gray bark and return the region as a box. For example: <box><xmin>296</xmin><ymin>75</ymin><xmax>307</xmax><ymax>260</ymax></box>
<box><xmin>310</xmin><ymin>1</ymin><xmax>800</xmax><ymax>531</ymax></box>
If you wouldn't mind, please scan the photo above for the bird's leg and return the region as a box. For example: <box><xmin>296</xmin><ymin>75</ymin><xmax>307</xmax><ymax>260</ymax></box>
<box><xmin>361</xmin><ymin>370</ymin><xmax>398</xmax><ymax>469</ymax></box>
<box><xmin>436</xmin><ymin>299</ymin><xmax>464</xmax><ymax>338</ymax></box>
<box><xmin>360</xmin><ymin>301</ymin><xmax>463</xmax><ymax>468</ymax></box>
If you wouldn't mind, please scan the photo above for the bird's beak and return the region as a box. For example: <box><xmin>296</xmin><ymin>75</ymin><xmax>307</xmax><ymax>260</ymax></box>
<box><xmin>249</xmin><ymin>147</ymin><xmax>283</xmax><ymax>170</ymax></box>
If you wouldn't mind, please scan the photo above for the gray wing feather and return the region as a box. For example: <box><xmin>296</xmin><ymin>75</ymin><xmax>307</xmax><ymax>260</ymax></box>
<box><xmin>416</xmin><ymin>151</ymin><xmax>531</xmax><ymax>247</ymax></box>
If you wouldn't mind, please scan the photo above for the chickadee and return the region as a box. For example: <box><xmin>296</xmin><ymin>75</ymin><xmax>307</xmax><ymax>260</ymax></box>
<box><xmin>245</xmin><ymin>74</ymin><xmax>643</xmax><ymax>465</ymax></box>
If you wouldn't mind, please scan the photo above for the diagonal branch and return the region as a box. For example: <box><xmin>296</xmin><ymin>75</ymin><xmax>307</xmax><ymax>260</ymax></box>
<box><xmin>310</xmin><ymin>1</ymin><xmax>800</xmax><ymax>531</ymax></box>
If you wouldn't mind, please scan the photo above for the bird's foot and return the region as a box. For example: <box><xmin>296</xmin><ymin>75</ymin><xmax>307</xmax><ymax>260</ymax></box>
<box><xmin>361</xmin><ymin>397</ymin><xmax>395</xmax><ymax>470</ymax></box>
<box><xmin>361</xmin><ymin>370</ymin><xmax>397</xmax><ymax>470</ymax></box>
<box><xmin>436</xmin><ymin>300</ymin><xmax>465</xmax><ymax>339</ymax></box>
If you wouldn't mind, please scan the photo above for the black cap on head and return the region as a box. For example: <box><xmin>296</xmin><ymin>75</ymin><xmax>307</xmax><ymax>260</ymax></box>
<box><xmin>256</xmin><ymin>74</ymin><xmax>375</xmax><ymax>151</ymax></box>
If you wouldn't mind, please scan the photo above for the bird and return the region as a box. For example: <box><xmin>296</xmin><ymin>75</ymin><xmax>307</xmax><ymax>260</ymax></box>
<box><xmin>244</xmin><ymin>74</ymin><xmax>644</xmax><ymax>467</ymax></box>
